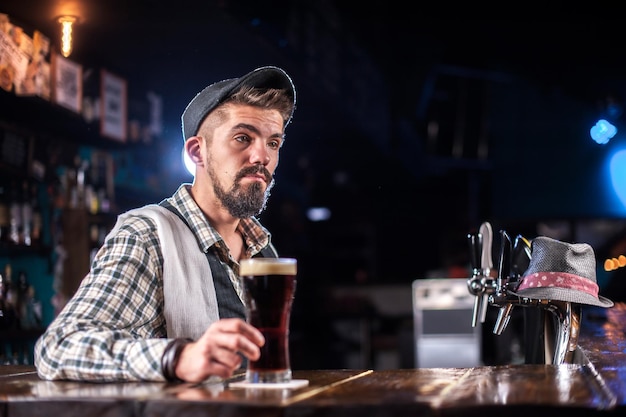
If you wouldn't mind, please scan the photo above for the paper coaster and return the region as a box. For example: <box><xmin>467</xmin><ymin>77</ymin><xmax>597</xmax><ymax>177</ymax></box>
<box><xmin>229</xmin><ymin>379</ymin><xmax>309</xmax><ymax>389</ymax></box>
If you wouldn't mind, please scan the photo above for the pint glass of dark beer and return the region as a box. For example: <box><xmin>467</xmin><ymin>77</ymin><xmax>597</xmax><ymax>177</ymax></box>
<box><xmin>239</xmin><ymin>258</ymin><xmax>297</xmax><ymax>383</ymax></box>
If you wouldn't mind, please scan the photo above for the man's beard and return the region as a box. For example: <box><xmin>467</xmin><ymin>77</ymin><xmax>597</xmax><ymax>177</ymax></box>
<box><xmin>210</xmin><ymin>164</ymin><xmax>275</xmax><ymax>218</ymax></box>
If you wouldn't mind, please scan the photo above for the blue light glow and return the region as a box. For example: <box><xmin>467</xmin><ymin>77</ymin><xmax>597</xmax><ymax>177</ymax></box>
<box><xmin>610</xmin><ymin>149</ymin><xmax>626</xmax><ymax>208</ymax></box>
<box><xmin>590</xmin><ymin>119</ymin><xmax>617</xmax><ymax>144</ymax></box>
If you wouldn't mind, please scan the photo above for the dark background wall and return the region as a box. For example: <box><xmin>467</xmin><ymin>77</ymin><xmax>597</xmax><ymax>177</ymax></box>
<box><xmin>2</xmin><ymin>2</ymin><xmax>626</xmax><ymax>368</ymax></box>
<box><xmin>4</xmin><ymin>3</ymin><xmax>626</xmax><ymax>286</ymax></box>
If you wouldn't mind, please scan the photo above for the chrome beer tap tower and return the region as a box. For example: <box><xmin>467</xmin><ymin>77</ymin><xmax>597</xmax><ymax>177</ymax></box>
<box><xmin>466</xmin><ymin>222</ymin><xmax>583</xmax><ymax>365</ymax></box>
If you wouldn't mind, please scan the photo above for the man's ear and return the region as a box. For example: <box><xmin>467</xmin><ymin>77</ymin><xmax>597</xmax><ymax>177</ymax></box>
<box><xmin>184</xmin><ymin>136</ymin><xmax>204</xmax><ymax>167</ymax></box>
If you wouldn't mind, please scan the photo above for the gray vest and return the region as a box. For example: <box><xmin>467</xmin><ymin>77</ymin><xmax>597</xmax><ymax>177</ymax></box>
<box><xmin>152</xmin><ymin>201</ymin><xmax>276</xmax><ymax>339</ymax></box>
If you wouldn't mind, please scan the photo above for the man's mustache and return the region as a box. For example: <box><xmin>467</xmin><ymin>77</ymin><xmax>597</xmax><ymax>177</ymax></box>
<box><xmin>236</xmin><ymin>165</ymin><xmax>272</xmax><ymax>184</ymax></box>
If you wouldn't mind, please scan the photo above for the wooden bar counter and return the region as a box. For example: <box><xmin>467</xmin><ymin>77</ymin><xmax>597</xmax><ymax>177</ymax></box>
<box><xmin>1</xmin><ymin>303</ymin><xmax>625</xmax><ymax>417</ymax></box>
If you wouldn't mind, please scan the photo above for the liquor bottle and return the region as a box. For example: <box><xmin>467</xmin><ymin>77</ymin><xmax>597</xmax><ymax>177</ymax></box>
<box><xmin>30</xmin><ymin>181</ymin><xmax>43</xmax><ymax>247</ymax></box>
<box><xmin>0</xmin><ymin>267</ymin><xmax>6</xmax><ymax>328</ymax></box>
<box><xmin>8</xmin><ymin>180</ymin><xmax>22</xmax><ymax>245</ymax></box>
<box><xmin>0</xmin><ymin>180</ymin><xmax>9</xmax><ymax>243</ymax></box>
<box><xmin>82</xmin><ymin>159</ymin><xmax>99</xmax><ymax>214</ymax></box>
<box><xmin>2</xmin><ymin>264</ymin><xmax>17</xmax><ymax>331</ymax></box>
<box><xmin>74</xmin><ymin>157</ymin><xmax>89</xmax><ymax>210</ymax></box>
<box><xmin>16</xmin><ymin>271</ymin><xmax>30</xmax><ymax>330</ymax></box>
<box><xmin>20</xmin><ymin>180</ymin><xmax>32</xmax><ymax>246</ymax></box>
<box><xmin>0</xmin><ymin>267</ymin><xmax>6</xmax><ymax>364</ymax></box>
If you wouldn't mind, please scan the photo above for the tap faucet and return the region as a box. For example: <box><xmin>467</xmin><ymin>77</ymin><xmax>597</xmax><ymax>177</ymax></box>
<box><xmin>466</xmin><ymin>222</ymin><xmax>497</xmax><ymax>327</ymax></box>
<box><xmin>491</xmin><ymin>229</ymin><xmax>514</xmax><ymax>335</ymax></box>
<box><xmin>466</xmin><ymin>224</ymin><xmax>584</xmax><ymax>365</ymax></box>
<box><xmin>489</xmin><ymin>296</ymin><xmax>582</xmax><ymax>364</ymax></box>
<box><xmin>540</xmin><ymin>300</ymin><xmax>582</xmax><ymax>365</ymax></box>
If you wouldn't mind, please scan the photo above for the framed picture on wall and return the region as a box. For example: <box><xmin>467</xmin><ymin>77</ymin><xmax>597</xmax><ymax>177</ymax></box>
<box><xmin>52</xmin><ymin>52</ymin><xmax>82</xmax><ymax>113</ymax></box>
<box><xmin>100</xmin><ymin>69</ymin><xmax>127</xmax><ymax>142</ymax></box>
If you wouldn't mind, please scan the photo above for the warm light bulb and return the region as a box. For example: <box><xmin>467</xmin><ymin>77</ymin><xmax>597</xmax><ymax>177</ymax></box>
<box><xmin>58</xmin><ymin>16</ymin><xmax>77</xmax><ymax>58</ymax></box>
<box><xmin>604</xmin><ymin>258</ymin><xmax>615</xmax><ymax>271</ymax></box>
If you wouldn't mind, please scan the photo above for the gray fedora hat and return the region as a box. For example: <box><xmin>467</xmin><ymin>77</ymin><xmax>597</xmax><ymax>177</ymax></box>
<box><xmin>181</xmin><ymin>66</ymin><xmax>296</xmax><ymax>141</ymax></box>
<box><xmin>511</xmin><ymin>236</ymin><xmax>614</xmax><ymax>308</ymax></box>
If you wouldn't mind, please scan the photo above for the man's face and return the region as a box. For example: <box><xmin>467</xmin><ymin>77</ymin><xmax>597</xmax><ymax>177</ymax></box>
<box><xmin>202</xmin><ymin>104</ymin><xmax>285</xmax><ymax>218</ymax></box>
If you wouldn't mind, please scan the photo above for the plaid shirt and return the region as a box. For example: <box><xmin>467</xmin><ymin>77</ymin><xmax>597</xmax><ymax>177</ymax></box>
<box><xmin>34</xmin><ymin>184</ymin><xmax>273</xmax><ymax>381</ymax></box>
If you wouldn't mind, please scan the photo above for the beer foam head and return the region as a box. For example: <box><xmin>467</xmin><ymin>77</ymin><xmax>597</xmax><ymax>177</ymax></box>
<box><xmin>240</xmin><ymin>258</ymin><xmax>297</xmax><ymax>276</ymax></box>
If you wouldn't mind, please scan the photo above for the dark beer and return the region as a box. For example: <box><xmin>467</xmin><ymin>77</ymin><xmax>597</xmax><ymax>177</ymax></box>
<box><xmin>240</xmin><ymin>258</ymin><xmax>297</xmax><ymax>383</ymax></box>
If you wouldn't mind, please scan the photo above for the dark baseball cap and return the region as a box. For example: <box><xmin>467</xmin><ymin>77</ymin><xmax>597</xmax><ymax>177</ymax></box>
<box><xmin>181</xmin><ymin>66</ymin><xmax>296</xmax><ymax>140</ymax></box>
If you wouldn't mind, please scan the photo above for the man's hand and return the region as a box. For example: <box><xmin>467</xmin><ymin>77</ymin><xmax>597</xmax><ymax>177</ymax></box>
<box><xmin>174</xmin><ymin>318</ymin><xmax>265</xmax><ymax>383</ymax></box>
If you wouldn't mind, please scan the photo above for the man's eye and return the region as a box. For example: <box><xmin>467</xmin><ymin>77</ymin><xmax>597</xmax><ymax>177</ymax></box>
<box><xmin>235</xmin><ymin>135</ymin><xmax>251</xmax><ymax>143</ymax></box>
<box><xmin>268</xmin><ymin>140</ymin><xmax>280</xmax><ymax>149</ymax></box>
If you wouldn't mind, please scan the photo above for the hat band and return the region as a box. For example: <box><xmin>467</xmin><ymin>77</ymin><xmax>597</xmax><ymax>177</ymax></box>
<box><xmin>517</xmin><ymin>271</ymin><xmax>599</xmax><ymax>298</ymax></box>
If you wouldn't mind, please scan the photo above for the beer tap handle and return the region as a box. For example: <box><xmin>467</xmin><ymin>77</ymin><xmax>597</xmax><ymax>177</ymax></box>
<box><xmin>478</xmin><ymin>222</ymin><xmax>494</xmax><ymax>323</ymax></box>
<box><xmin>492</xmin><ymin>230</ymin><xmax>513</xmax><ymax>334</ymax></box>
<box><xmin>467</xmin><ymin>232</ymin><xmax>483</xmax><ymax>327</ymax></box>
<box><xmin>497</xmin><ymin>230</ymin><xmax>512</xmax><ymax>294</ymax></box>
<box><xmin>468</xmin><ymin>232</ymin><xmax>482</xmax><ymax>275</ymax></box>
<box><xmin>479</xmin><ymin>222</ymin><xmax>494</xmax><ymax>277</ymax></box>
<box><xmin>511</xmin><ymin>234</ymin><xmax>532</xmax><ymax>283</ymax></box>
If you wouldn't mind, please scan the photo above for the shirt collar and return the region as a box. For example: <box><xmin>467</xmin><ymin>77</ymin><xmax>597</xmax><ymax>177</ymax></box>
<box><xmin>168</xmin><ymin>184</ymin><xmax>271</xmax><ymax>256</ymax></box>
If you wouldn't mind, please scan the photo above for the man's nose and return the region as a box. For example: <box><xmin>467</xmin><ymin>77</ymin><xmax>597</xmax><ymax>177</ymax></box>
<box><xmin>249</xmin><ymin>143</ymin><xmax>271</xmax><ymax>165</ymax></box>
